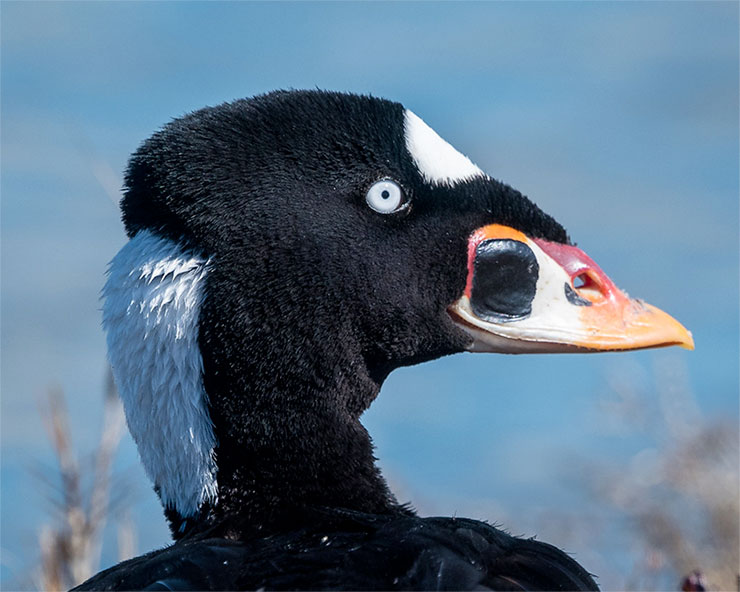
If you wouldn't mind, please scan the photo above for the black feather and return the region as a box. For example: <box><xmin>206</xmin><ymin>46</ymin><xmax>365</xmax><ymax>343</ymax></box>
<box><xmin>74</xmin><ymin>511</ymin><xmax>597</xmax><ymax>591</ymax></box>
<box><xmin>79</xmin><ymin>90</ymin><xmax>597</xmax><ymax>591</ymax></box>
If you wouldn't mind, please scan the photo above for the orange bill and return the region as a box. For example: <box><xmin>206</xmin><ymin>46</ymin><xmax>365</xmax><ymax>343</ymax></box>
<box><xmin>448</xmin><ymin>224</ymin><xmax>694</xmax><ymax>354</ymax></box>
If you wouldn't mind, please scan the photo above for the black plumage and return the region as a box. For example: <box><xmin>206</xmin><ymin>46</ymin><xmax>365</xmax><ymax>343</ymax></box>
<box><xmin>75</xmin><ymin>90</ymin><xmax>598</xmax><ymax>591</ymax></box>
<box><xmin>76</xmin><ymin>510</ymin><xmax>595</xmax><ymax>591</ymax></box>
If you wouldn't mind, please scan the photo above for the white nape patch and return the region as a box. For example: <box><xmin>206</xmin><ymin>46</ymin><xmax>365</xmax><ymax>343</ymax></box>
<box><xmin>404</xmin><ymin>109</ymin><xmax>485</xmax><ymax>186</ymax></box>
<box><xmin>102</xmin><ymin>230</ymin><xmax>217</xmax><ymax>517</ymax></box>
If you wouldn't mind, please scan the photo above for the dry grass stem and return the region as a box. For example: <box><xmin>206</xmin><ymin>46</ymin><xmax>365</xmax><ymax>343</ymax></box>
<box><xmin>34</xmin><ymin>370</ymin><xmax>133</xmax><ymax>591</ymax></box>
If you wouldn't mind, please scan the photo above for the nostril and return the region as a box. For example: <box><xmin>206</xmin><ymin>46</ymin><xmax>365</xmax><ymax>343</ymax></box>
<box><xmin>573</xmin><ymin>271</ymin><xmax>606</xmax><ymax>302</ymax></box>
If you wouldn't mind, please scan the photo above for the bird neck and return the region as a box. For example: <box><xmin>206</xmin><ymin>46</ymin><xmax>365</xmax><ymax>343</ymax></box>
<box><xmin>103</xmin><ymin>231</ymin><xmax>406</xmax><ymax>541</ymax></box>
<box><xmin>176</xmin><ymin>320</ymin><xmax>403</xmax><ymax>539</ymax></box>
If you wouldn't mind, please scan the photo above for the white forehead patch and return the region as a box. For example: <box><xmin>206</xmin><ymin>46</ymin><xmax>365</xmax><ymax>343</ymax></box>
<box><xmin>404</xmin><ymin>109</ymin><xmax>484</xmax><ymax>186</ymax></box>
<box><xmin>102</xmin><ymin>230</ymin><xmax>217</xmax><ymax>517</ymax></box>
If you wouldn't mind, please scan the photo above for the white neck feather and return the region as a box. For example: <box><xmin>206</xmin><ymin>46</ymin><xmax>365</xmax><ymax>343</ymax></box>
<box><xmin>102</xmin><ymin>230</ymin><xmax>218</xmax><ymax>517</ymax></box>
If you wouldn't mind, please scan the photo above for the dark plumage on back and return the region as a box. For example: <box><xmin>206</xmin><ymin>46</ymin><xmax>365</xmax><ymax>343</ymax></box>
<box><xmin>75</xmin><ymin>510</ymin><xmax>596</xmax><ymax>591</ymax></box>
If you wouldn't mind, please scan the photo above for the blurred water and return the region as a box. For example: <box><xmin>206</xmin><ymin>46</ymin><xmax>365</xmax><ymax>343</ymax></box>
<box><xmin>1</xmin><ymin>2</ymin><xmax>737</xmax><ymax>589</ymax></box>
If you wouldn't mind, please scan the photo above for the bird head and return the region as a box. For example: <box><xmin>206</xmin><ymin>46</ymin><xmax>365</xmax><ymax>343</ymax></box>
<box><xmin>103</xmin><ymin>90</ymin><xmax>692</xmax><ymax>526</ymax></box>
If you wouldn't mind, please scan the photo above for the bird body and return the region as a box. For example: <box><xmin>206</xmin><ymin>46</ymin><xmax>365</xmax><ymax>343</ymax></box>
<box><xmin>75</xmin><ymin>90</ymin><xmax>692</xmax><ymax>591</ymax></box>
<box><xmin>75</xmin><ymin>510</ymin><xmax>597</xmax><ymax>591</ymax></box>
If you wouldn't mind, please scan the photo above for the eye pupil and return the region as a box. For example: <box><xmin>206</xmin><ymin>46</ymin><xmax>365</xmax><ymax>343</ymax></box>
<box><xmin>381</xmin><ymin>190</ymin><xmax>390</xmax><ymax>199</ymax></box>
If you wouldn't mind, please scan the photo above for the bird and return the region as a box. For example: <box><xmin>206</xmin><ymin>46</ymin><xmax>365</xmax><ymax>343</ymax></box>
<box><xmin>74</xmin><ymin>90</ymin><xmax>693</xmax><ymax>591</ymax></box>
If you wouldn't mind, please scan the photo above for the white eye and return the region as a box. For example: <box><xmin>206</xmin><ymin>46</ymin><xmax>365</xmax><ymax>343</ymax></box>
<box><xmin>365</xmin><ymin>180</ymin><xmax>406</xmax><ymax>214</ymax></box>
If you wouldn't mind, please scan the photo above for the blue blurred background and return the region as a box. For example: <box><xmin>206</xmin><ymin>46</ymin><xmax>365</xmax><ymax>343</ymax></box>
<box><xmin>1</xmin><ymin>2</ymin><xmax>738</xmax><ymax>589</ymax></box>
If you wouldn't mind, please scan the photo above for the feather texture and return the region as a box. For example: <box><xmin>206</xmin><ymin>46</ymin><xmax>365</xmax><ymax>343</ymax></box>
<box><xmin>102</xmin><ymin>229</ymin><xmax>217</xmax><ymax>516</ymax></box>
<box><xmin>73</xmin><ymin>511</ymin><xmax>598</xmax><ymax>591</ymax></box>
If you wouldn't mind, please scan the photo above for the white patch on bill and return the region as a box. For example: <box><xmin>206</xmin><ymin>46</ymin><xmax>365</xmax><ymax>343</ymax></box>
<box><xmin>449</xmin><ymin>239</ymin><xmax>584</xmax><ymax>353</ymax></box>
<box><xmin>102</xmin><ymin>229</ymin><xmax>217</xmax><ymax>517</ymax></box>
<box><xmin>404</xmin><ymin>109</ymin><xmax>484</xmax><ymax>186</ymax></box>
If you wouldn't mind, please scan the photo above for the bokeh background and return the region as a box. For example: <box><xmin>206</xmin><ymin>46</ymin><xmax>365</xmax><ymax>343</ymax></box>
<box><xmin>2</xmin><ymin>2</ymin><xmax>738</xmax><ymax>590</ymax></box>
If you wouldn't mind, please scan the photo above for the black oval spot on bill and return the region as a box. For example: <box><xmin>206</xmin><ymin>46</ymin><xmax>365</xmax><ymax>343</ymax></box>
<box><xmin>470</xmin><ymin>239</ymin><xmax>539</xmax><ymax>323</ymax></box>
